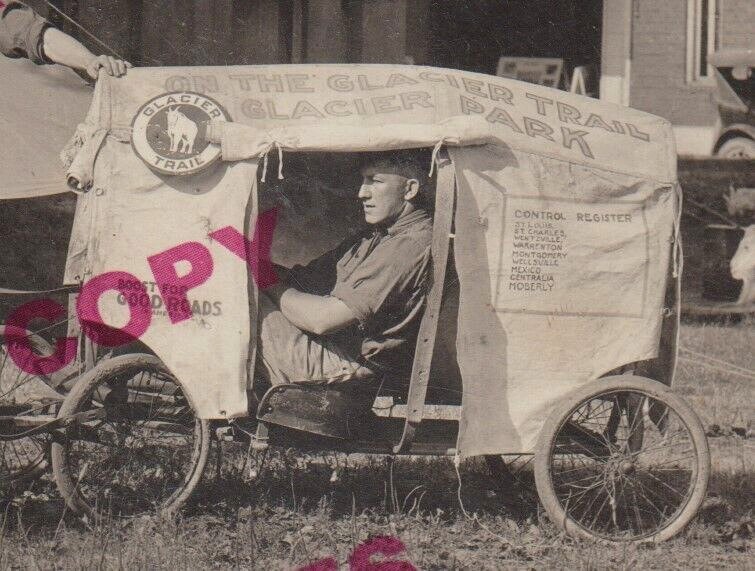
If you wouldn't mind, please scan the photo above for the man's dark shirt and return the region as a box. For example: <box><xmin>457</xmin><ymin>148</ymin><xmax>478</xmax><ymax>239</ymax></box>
<box><xmin>0</xmin><ymin>2</ymin><xmax>51</xmax><ymax>64</ymax></box>
<box><xmin>289</xmin><ymin>208</ymin><xmax>433</xmax><ymax>378</ymax></box>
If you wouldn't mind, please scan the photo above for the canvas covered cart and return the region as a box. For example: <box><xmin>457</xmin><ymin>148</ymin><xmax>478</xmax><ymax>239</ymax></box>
<box><xmin>0</xmin><ymin>61</ymin><xmax>709</xmax><ymax>543</ymax></box>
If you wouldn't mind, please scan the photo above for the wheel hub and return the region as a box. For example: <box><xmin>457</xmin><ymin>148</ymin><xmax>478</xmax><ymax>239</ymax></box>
<box><xmin>619</xmin><ymin>460</ymin><xmax>635</xmax><ymax>475</ymax></box>
<box><xmin>606</xmin><ymin>454</ymin><xmax>636</xmax><ymax>478</ymax></box>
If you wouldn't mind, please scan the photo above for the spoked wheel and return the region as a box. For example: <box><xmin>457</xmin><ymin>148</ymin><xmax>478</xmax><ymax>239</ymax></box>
<box><xmin>534</xmin><ymin>375</ymin><xmax>710</xmax><ymax>543</ymax></box>
<box><xmin>0</xmin><ymin>326</ymin><xmax>63</xmax><ymax>485</ymax></box>
<box><xmin>51</xmin><ymin>354</ymin><xmax>210</xmax><ymax>519</ymax></box>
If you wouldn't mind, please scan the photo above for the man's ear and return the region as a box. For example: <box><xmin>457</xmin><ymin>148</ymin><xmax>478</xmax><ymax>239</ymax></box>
<box><xmin>403</xmin><ymin>178</ymin><xmax>420</xmax><ymax>201</ymax></box>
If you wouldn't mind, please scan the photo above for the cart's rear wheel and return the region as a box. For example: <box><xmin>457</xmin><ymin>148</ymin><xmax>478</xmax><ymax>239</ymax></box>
<box><xmin>51</xmin><ymin>354</ymin><xmax>210</xmax><ymax>519</ymax></box>
<box><xmin>0</xmin><ymin>326</ymin><xmax>62</xmax><ymax>485</ymax></box>
<box><xmin>534</xmin><ymin>375</ymin><xmax>709</xmax><ymax>543</ymax></box>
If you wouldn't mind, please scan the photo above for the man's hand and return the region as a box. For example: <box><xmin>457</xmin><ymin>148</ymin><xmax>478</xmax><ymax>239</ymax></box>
<box><xmin>85</xmin><ymin>54</ymin><xmax>131</xmax><ymax>79</ymax></box>
<box><xmin>42</xmin><ymin>28</ymin><xmax>131</xmax><ymax>79</ymax></box>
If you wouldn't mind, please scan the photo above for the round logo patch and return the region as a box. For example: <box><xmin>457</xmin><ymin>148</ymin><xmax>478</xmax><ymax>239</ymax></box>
<box><xmin>131</xmin><ymin>91</ymin><xmax>230</xmax><ymax>176</ymax></box>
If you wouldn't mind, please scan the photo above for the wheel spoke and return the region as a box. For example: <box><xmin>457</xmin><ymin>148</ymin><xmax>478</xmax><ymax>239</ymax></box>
<box><xmin>538</xmin><ymin>381</ymin><xmax>707</xmax><ymax>542</ymax></box>
<box><xmin>626</xmin><ymin>478</ymin><xmax>646</xmax><ymax>534</ymax></box>
<box><xmin>556</xmin><ymin>470</ymin><xmax>605</xmax><ymax>489</ymax></box>
<box><xmin>624</xmin><ymin>430</ymin><xmax>689</xmax><ymax>459</ymax></box>
<box><xmin>628</xmin><ymin>476</ymin><xmax>676</xmax><ymax>520</ymax></box>
<box><xmin>637</xmin><ymin>468</ymin><xmax>688</xmax><ymax>499</ymax></box>
<box><xmin>0</xmin><ymin>336</ymin><xmax>56</xmax><ymax>484</ymax></box>
<box><xmin>54</xmin><ymin>356</ymin><xmax>208</xmax><ymax>519</ymax></box>
<box><xmin>587</xmin><ymin>489</ymin><xmax>612</xmax><ymax>531</ymax></box>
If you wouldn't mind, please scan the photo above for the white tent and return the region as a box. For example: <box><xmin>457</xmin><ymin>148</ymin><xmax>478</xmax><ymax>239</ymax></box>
<box><xmin>0</xmin><ymin>57</ymin><xmax>91</xmax><ymax>198</ymax></box>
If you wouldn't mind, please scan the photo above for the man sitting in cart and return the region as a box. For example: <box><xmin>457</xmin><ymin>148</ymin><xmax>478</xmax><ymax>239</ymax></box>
<box><xmin>257</xmin><ymin>150</ymin><xmax>433</xmax><ymax>392</ymax></box>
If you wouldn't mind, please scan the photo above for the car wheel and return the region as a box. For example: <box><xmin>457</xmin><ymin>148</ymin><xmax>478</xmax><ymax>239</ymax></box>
<box><xmin>717</xmin><ymin>137</ymin><xmax>755</xmax><ymax>159</ymax></box>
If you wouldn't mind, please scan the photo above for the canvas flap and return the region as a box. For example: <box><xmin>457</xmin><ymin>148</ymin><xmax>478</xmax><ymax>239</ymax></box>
<box><xmin>450</xmin><ymin>145</ymin><xmax>677</xmax><ymax>456</ymax></box>
<box><xmin>0</xmin><ymin>58</ymin><xmax>92</xmax><ymax>198</ymax></box>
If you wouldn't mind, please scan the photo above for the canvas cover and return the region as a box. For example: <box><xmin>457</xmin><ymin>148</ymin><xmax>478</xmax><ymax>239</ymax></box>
<box><xmin>64</xmin><ymin>72</ymin><xmax>258</xmax><ymax>419</ymax></box>
<box><xmin>52</xmin><ymin>65</ymin><xmax>677</xmax><ymax>451</ymax></box>
<box><xmin>0</xmin><ymin>57</ymin><xmax>92</xmax><ymax>198</ymax></box>
<box><xmin>450</xmin><ymin>147</ymin><xmax>677</xmax><ymax>455</ymax></box>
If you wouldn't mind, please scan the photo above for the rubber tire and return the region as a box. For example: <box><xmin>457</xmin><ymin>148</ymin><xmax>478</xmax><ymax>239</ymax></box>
<box><xmin>717</xmin><ymin>137</ymin><xmax>755</xmax><ymax>159</ymax></box>
<box><xmin>51</xmin><ymin>354</ymin><xmax>210</xmax><ymax>519</ymax></box>
<box><xmin>0</xmin><ymin>325</ymin><xmax>61</xmax><ymax>484</ymax></box>
<box><xmin>534</xmin><ymin>375</ymin><xmax>710</xmax><ymax>544</ymax></box>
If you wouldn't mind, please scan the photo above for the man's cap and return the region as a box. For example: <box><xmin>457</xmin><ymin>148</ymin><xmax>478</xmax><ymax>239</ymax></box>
<box><xmin>358</xmin><ymin>148</ymin><xmax>432</xmax><ymax>181</ymax></box>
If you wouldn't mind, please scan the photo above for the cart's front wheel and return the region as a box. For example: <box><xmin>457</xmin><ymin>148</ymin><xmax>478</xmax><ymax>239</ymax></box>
<box><xmin>51</xmin><ymin>354</ymin><xmax>210</xmax><ymax>519</ymax></box>
<box><xmin>0</xmin><ymin>326</ymin><xmax>62</xmax><ymax>485</ymax></box>
<box><xmin>534</xmin><ymin>375</ymin><xmax>709</xmax><ymax>543</ymax></box>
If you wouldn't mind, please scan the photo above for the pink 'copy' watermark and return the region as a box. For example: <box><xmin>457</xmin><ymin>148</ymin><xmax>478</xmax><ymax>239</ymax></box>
<box><xmin>4</xmin><ymin>208</ymin><xmax>279</xmax><ymax>375</ymax></box>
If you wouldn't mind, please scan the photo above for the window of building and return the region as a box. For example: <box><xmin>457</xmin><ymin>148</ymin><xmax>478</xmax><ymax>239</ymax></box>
<box><xmin>686</xmin><ymin>0</ymin><xmax>719</xmax><ymax>82</ymax></box>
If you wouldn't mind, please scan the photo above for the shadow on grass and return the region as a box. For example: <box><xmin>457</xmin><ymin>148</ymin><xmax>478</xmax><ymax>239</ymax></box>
<box><xmin>701</xmin><ymin>465</ymin><xmax>755</xmax><ymax>524</ymax></box>
<box><xmin>189</xmin><ymin>448</ymin><xmax>537</xmax><ymax>522</ymax></box>
<box><xmin>0</xmin><ymin>451</ymin><xmax>533</xmax><ymax>537</ymax></box>
<box><xmin>2</xmin><ymin>444</ymin><xmax>752</xmax><ymax>538</ymax></box>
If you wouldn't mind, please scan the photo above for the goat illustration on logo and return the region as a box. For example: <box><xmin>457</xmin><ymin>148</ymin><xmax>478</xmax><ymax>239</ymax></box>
<box><xmin>165</xmin><ymin>106</ymin><xmax>199</xmax><ymax>155</ymax></box>
<box><xmin>132</xmin><ymin>91</ymin><xmax>230</xmax><ymax>176</ymax></box>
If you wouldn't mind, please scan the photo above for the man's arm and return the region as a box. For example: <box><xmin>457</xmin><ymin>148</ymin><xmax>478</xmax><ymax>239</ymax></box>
<box><xmin>43</xmin><ymin>27</ymin><xmax>130</xmax><ymax>79</ymax></box>
<box><xmin>265</xmin><ymin>283</ymin><xmax>358</xmax><ymax>336</ymax></box>
<box><xmin>0</xmin><ymin>2</ymin><xmax>129</xmax><ymax>78</ymax></box>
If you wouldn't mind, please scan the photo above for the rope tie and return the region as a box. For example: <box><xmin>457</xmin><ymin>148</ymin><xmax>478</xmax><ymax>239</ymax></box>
<box><xmin>109</xmin><ymin>125</ymin><xmax>133</xmax><ymax>143</ymax></box>
<box><xmin>428</xmin><ymin>138</ymin><xmax>447</xmax><ymax>178</ymax></box>
<box><xmin>276</xmin><ymin>141</ymin><xmax>284</xmax><ymax>180</ymax></box>
<box><xmin>672</xmin><ymin>183</ymin><xmax>683</xmax><ymax>278</ymax></box>
<box><xmin>452</xmin><ymin>453</ymin><xmax>516</xmax><ymax>547</ymax></box>
<box><xmin>259</xmin><ymin>141</ymin><xmax>285</xmax><ymax>183</ymax></box>
<box><xmin>259</xmin><ymin>142</ymin><xmax>272</xmax><ymax>183</ymax></box>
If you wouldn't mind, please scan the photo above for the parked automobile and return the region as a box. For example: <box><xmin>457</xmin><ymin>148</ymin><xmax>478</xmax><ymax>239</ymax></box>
<box><xmin>710</xmin><ymin>49</ymin><xmax>755</xmax><ymax>158</ymax></box>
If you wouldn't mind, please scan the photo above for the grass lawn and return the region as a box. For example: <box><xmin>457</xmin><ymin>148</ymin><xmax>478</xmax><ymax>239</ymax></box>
<box><xmin>0</xmin><ymin>321</ymin><xmax>753</xmax><ymax>570</ymax></box>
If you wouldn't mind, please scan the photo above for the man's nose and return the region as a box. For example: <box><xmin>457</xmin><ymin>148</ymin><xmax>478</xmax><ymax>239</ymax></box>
<box><xmin>358</xmin><ymin>184</ymin><xmax>371</xmax><ymax>199</ymax></box>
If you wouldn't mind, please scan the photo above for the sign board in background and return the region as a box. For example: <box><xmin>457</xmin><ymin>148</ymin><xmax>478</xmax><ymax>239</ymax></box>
<box><xmin>496</xmin><ymin>57</ymin><xmax>565</xmax><ymax>89</ymax></box>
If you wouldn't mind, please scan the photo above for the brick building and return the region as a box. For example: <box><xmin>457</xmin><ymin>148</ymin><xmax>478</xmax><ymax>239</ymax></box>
<box><xmin>602</xmin><ymin>0</ymin><xmax>754</xmax><ymax>155</ymax></box>
<box><xmin>34</xmin><ymin>0</ymin><xmax>754</xmax><ymax>156</ymax></box>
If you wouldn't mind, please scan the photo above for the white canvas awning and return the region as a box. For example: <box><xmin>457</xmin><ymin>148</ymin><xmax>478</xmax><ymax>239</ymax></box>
<box><xmin>37</xmin><ymin>64</ymin><xmax>680</xmax><ymax>455</ymax></box>
<box><xmin>0</xmin><ymin>57</ymin><xmax>92</xmax><ymax>198</ymax></box>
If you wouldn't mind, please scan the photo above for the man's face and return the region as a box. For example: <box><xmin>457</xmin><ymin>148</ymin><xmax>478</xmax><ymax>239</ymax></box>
<box><xmin>358</xmin><ymin>164</ymin><xmax>415</xmax><ymax>225</ymax></box>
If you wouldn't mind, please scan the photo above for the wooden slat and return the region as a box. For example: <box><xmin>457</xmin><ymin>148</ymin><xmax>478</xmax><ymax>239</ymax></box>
<box><xmin>208</xmin><ymin>0</ymin><xmax>234</xmax><ymax>65</ymax></box>
<box><xmin>232</xmin><ymin>0</ymin><xmax>286</xmax><ymax>65</ymax></box>
<box><xmin>373</xmin><ymin>398</ymin><xmax>461</xmax><ymax>421</ymax></box>
<box><xmin>140</xmin><ymin>0</ymin><xmax>195</xmax><ymax>66</ymax></box>
<box><xmin>393</xmin><ymin>152</ymin><xmax>455</xmax><ymax>454</ymax></box>
<box><xmin>360</xmin><ymin>0</ymin><xmax>407</xmax><ymax>63</ymax></box>
<box><xmin>306</xmin><ymin>0</ymin><xmax>348</xmax><ymax>63</ymax></box>
<box><xmin>192</xmin><ymin>0</ymin><xmax>214</xmax><ymax>66</ymax></box>
<box><xmin>290</xmin><ymin>0</ymin><xmax>306</xmax><ymax>63</ymax></box>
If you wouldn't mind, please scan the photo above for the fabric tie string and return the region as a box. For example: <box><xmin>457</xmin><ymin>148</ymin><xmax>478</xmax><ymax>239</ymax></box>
<box><xmin>259</xmin><ymin>141</ymin><xmax>285</xmax><ymax>183</ymax></box>
<box><xmin>276</xmin><ymin>142</ymin><xmax>284</xmax><ymax>180</ymax></box>
<box><xmin>428</xmin><ymin>138</ymin><xmax>447</xmax><ymax>178</ymax></box>
<box><xmin>672</xmin><ymin>183</ymin><xmax>683</xmax><ymax>278</ymax></box>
